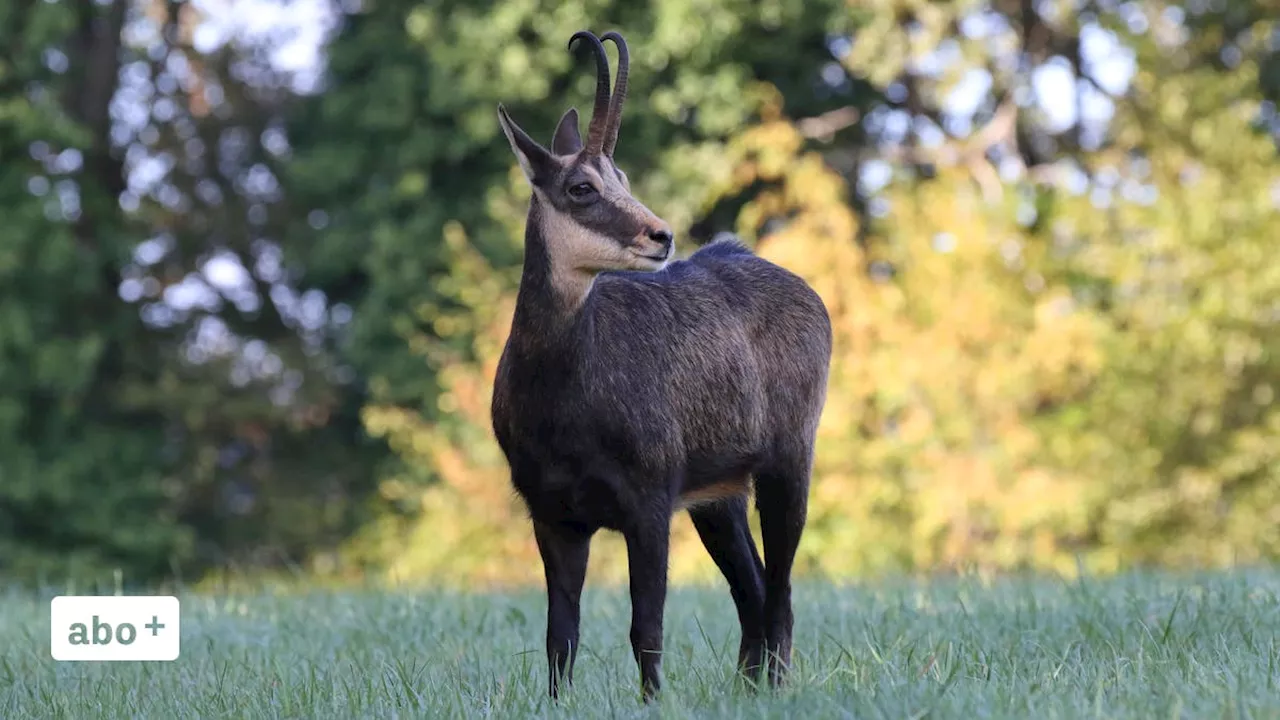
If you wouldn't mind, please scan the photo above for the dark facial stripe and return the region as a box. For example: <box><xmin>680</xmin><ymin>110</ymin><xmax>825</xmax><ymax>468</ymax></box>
<box><xmin>540</xmin><ymin>157</ymin><xmax>657</xmax><ymax>247</ymax></box>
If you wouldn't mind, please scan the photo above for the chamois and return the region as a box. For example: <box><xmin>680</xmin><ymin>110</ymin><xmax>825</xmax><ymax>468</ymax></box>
<box><xmin>490</xmin><ymin>29</ymin><xmax>832</xmax><ymax>701</ymax></box>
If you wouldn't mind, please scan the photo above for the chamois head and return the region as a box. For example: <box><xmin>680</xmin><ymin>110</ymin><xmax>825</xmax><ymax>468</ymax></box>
<box><xmin>497</xmin><ymin>31</ymin><xmax>674</xmax><ymax>284</ymax></box>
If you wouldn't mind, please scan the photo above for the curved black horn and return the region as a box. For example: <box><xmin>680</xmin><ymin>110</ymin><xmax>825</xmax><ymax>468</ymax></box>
<box><xmin>600</xmin><ymin>31</ymin><xmax>629</xmax><ymax>157</ymax></box>
<box><xmin>568</xmin><ymin>31</ymin><xmax>612</xmax><ymax>155</ymax></box>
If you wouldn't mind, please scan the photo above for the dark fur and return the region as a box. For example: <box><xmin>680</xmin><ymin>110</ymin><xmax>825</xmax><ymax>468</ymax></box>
<box><xmin>490</xmin><ymin>30</ymin><xmax>833</xmax><ymax>702</ymax></box>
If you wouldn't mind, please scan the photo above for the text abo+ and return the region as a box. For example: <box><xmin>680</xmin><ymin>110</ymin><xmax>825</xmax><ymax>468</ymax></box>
<box><xmin>51</xmin><ymin>596</ymin><xmax>181</xmax><ymax>661</ymax></box>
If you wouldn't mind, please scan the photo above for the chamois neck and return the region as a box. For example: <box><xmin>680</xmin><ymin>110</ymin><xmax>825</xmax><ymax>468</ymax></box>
<box><xmin>510</xmin><ymin>200</ymin><xmax>593</xmax><ymax>350</ymax></box>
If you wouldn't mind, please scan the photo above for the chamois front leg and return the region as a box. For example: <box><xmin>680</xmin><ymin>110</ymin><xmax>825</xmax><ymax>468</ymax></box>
<box><xmin>534</xmin><ymin>520</ymin><xmax>592</xmax><ymax>700</ymax></box>
<box><xmin>625</xmin><ymin>518</ymin><xmax>671</xmax><ymax>702</ymax></box>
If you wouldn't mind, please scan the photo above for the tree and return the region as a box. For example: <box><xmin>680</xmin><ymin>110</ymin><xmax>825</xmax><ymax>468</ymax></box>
<box><xmin>773</xmin><ymin>0</ymin><xmax>1280</xmax><ymax>574</ymax></box>
<box><xmin>313</xmin><ymin>0</ymin><xmax>1280</xmax><ymax>583</ymax></box>
<box><xmin>0</xmin><ymin>0</ymin><xmax>388</xmax><ymax>588</ymax></box>
<box><xmin>0</xmin><ymin>0</ymin><xmax>188</xmax><ymax>585</ymax></box>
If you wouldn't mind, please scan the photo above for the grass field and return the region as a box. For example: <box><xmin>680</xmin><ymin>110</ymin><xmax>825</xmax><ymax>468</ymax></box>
<box><xmin>2</xmin><ymin>570</ymin><xmax>1279</xmax><ymax>718</ymax></box>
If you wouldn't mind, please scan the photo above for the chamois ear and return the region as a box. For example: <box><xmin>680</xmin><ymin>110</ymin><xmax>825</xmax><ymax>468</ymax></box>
<box><xmin>497</xmin><ymin>103</ymin><xmax>556</xmax><ymax>185</ymax></box>
<box><xmin>551</xmin><ymin>107</ymin><xmax>583</xmax><ymax>156</ymax></box>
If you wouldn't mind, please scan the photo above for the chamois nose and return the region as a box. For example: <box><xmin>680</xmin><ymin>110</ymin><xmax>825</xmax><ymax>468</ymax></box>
<box><xmin>647</xmin><ymin>227</ymin><xmax>674</xmax><ymax>248</ymax></box>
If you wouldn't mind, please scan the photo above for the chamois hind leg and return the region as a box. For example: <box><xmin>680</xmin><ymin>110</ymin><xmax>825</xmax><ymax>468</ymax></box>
<box><xmin>754</xmin><ymin>450</ymin><xmax>813</xmax><ymax>687</ymax></box>
<box><xmin>688</xmin><ymin>494</ymin><xmax>766</xmax><ymax>684</ymax></box>
<box><xmin>533</xmin><ymin>520</ymin><xmax>593</xmax><ymax>700</ymax></box>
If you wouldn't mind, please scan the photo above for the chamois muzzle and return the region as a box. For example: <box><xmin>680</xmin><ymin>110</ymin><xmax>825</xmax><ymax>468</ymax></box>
<box><xmin>631</xmin><ymin>223</ymin><xmax>675</xmax><ymax>264</ymax></box>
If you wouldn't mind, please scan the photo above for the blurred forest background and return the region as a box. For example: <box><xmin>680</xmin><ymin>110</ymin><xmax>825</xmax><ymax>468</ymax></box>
<box><xmin>1</xmin><ymin>0</ymin><xmax>1277</xmax><ymax>590</ymax></box>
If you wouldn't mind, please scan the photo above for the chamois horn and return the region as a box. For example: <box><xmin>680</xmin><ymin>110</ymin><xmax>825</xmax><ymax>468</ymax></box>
<box><xmin>568</xmin><ymin>31</ymin><xmax>612</xmax><ymax>155</ymax></box>
<box><xmin>600</xmin><ymin>31</ymin><xmax>629</xmax><ymax>157</ymax></box>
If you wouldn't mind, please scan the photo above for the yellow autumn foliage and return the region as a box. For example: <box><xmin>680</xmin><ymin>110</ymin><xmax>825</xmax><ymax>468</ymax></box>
<box><xmin>346</xmin><ymin>54</ymin><xmax>1280</xmax><ymax>586</ymax></box>
<box><xmin>346</xmin><ymin>117</ymin><xmax>1079</xmax><ymax>585</ymax></box>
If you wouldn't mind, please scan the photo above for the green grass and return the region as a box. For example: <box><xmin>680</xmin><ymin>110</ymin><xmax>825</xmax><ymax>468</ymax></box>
<box><xmin>3</xmin><ymin>570</ymin><xmax>1280</xmax><ymax>718</ymax></box>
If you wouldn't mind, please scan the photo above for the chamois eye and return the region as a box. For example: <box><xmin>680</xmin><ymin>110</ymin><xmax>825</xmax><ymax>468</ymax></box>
<box><xmin>567</xmin><ymin>182</ymin><xmax>595</xmax><ymax>199</ymax></box>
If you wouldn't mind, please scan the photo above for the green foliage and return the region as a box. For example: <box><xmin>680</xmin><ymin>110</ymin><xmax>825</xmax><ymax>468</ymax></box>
<box><xmin>0</xmin><ymin>0</ymin><xmax>192</xmax><ymax>585</ymax></box>
<box><xmin>0</xmin><ymin>0</ymin><xmax>384</xmax><ymax>587</ymax></box>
